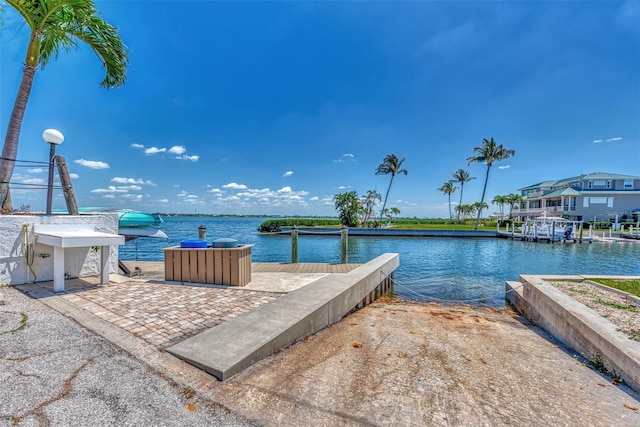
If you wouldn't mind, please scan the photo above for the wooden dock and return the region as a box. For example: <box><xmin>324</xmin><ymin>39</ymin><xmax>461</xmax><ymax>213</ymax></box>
<box><xmin>496</xmin><ymin>231</ymin><xmax>592</xmax><ymax>243</ymax></box>
<box><xmin>252</xmin><ymin>262</ymin><xmax>361</xmax><ymax>274</ymax></box>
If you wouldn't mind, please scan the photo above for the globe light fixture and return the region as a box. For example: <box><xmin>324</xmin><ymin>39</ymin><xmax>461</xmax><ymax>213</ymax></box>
<box><xmin>43</xmin><ymin>129</ymin><xmax>64</xmax><ymax>215</ymax></box>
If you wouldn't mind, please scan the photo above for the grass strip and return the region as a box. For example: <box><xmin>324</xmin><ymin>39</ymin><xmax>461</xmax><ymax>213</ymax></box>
<box><xmin>590</xmin><ymin>279</ymin><xmax>640</xmax><ymax>297</ymax></box>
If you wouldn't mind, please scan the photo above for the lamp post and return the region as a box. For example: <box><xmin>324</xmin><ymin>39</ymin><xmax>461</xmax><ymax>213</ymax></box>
<box><xmin>43</xmin><ymin>129</ymin><xmax>64</xmax><ymax>215</ymax></box>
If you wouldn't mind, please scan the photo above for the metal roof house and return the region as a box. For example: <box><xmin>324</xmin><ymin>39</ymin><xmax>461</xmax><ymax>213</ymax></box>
<box><xmin>515</xmin><ymin>172</ymin><xmax>640</xmax><ymax>222</ymax></box>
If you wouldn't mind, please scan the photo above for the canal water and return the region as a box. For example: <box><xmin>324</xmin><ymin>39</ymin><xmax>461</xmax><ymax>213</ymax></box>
<box><xmin>120</xmin><ymin>216</ymin><xmax>640</xmax><ymax>308</ymax></box>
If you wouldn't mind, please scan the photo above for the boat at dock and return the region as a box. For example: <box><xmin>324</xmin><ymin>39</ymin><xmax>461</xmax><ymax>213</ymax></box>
<box><xmin>520</xmin><ymin>216</ymin><xmax>574</xmax><ymax>240</ymax></box>
<box><xmin>56</xmin><ymin>207</ymin><xmax>168</xmax><ymax>240</ymax></box>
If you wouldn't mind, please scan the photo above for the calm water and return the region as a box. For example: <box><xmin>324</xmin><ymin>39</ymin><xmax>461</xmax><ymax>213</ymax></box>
<box><xmin>120</xmin><ymin>216</ymin><xmax>640</xmax><ymax>308</ymax></box>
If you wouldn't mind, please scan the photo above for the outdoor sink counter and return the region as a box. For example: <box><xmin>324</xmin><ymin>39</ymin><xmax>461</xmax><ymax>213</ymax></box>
<box><xmin>162</xmin><ymin>245</ymin><xmax>253</xmax><ymax>286</ymax></box>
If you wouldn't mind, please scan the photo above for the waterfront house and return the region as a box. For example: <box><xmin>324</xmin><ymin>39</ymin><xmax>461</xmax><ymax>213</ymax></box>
<box><xmin>515</xmin><ymin>172</ymin><xmax>640</xmax><ymax>223</ymax></box>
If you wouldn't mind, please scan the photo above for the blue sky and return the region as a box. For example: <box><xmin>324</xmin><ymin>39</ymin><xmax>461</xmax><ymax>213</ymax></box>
<box><xmin>1</xmin><ymin>1</ymin><xmax>639</xmax><ymax>217</ymax></box>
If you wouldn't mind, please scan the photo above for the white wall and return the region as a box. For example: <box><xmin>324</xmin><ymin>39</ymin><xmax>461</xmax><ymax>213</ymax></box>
<box><xmin>0</xmin><ymin>214</ymin><xmax>120</xmax><ymax>285</ymax></box>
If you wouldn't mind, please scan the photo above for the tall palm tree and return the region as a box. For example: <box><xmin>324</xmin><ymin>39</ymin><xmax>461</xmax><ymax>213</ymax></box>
<box><xmin>438</xmin><ymin>181</ymin><xmax>457</xmax><ymax>221</ymax></box>
<box><xmin>375</xmin><ymin>154</ymin><xmax>408</xmax><ymax>227</ymax></box>
<box><xmin>492</xmin><ymin>194</ymin><xmax>508</xmax><ymax>219</ymax></box>
<box><xmin>360</xmin><ymin>189</ymin><xmax>381</xmax><ymax>225</ymax></box>
<box><xmin>506</xmin><ymin>193</ymin><xmax>524</xmax><ymax>220</ymax></box>
<box><xmin>473</xmin><ymin>201</ymin><xmax>489</xmax><ymax>220</ymax></box>
<box><xmin>452</xmin><ymin>169</ymin><xmax>475</xmax><ymax>221</ymax></box>
<box><xmin>0</xmin><ymin>0</ymin><xmax>129</xmax><ymax>210</ymax></box>
<box><xmin>467</xmin><ymin>138</ymin><xmax>515</xmax><ymax>230</ymax></box>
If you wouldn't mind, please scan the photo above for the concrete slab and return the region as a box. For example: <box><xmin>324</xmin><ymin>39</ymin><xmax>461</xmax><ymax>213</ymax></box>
<box><xmin>243</xmin><ymin>272</ymin><xmax>329</xmax><ymax>293</ymax></box>
<box><xmin>509</xmin><ymin>274</ymin><xmax>640</xmax><ymax>393</ymax></box>
<box><xmin>167</xmin><ymin>253</ymin><xmax>399</xmax><ymax>380</ymax></box>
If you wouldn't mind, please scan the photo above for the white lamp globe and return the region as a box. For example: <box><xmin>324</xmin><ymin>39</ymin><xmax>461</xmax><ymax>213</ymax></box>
<box><xmin>43</xmin><ymin>129</ymin><xmax>64</xmax><ymax>145</ymax></box>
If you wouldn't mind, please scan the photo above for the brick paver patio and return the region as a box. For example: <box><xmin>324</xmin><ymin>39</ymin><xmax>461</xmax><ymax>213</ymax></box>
<box><xmin>59</xmin><ymin>282</ymin><xmax>281</xmax><ymax>348</ymax></box>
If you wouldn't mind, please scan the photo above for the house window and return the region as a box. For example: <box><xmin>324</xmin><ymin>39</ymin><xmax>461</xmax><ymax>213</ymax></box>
<box><xmin>624</xmin><ymin>179</ymin><xmax>634</xmax><ymax>189</ymax></box>
<box><xmin>587</xmin><ymin>181</ymin><xmax>592</xmax><ymax>189</ymax></box>
<box><xmin>606</xmin><ymin>180</ymin><xmax>611</xmax><ymax>189</ymax></box>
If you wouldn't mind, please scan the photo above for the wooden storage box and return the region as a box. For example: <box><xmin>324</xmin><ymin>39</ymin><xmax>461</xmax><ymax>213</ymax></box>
<box><xmin>162</xmin><ymin>244</ymin><xmax>253</xmax><ymax>286</ymax></box>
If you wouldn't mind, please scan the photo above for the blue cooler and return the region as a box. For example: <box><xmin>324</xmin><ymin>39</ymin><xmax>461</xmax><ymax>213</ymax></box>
<box><xmin>180</xmin><ymin>239</ymin><xmax>207</xmax><ymax>248</ymax></box>
<box><xmin>212</xmin><ymin>238</ymin><xmax>238</xmax><ymax>248</ymax></box>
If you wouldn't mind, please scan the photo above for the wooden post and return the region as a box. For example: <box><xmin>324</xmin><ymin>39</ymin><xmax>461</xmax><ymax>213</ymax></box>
<box><xmin>291</xmin><ymin>225</ymin><xmax>298</xmax><ymax>263</ymax></box>
<box><xmin>54</xmin><ymin>155</ymin><xmax>78</xmax><ymax>215</ymax></box>
<box><xmin>340</xmin><ymin>226</ymin><xmax>348</xmax><ymax>264</ymax></box>
<box><xmin>198</xmin><ymin>225</ymin><xmax>206</xmax><ymax>240</ymax></box>
<box><xmin>551</xmin><ymin>221</ymin><xmax>556</xmax><ymax>243</ymax></box>
<box><xmin>579</xmin><ymin>222</ymin><xmax>584</xmax><ymax>243</ymax></box>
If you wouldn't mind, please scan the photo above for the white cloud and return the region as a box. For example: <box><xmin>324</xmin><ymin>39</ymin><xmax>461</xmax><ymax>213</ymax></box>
<box><xmin>91</xmin><ymin>185</ymin><xmax>141</xmax><ymax>194</ymax></box>
<box><xmin>111</xmin><ymin>177</ymin><xmax>156</xmax><ymax>186</ymax></box>
<box><xmin>310</xmin><ymin>196</ymin><xmax>319</xmax><ymax>201</ymax></box>
<box><xmin>283</xmin><ymin>171</ymin><xmax>294</xmax><ymax>177</ymax></box>
<box><xmin>337</xmin><ymin>185</ymin><xmax>349</xmax><ymax>190</ymax></box>
<box><xmin>498</xmin><ymin>165</ymin><xmax>510</xmax><ymax>170</ymax></box>
<box><xmin>27</xmin><ymin>168</ymin><xmax>44</xmax><ymax>173</ymax></box>
<box><xmin>223</xmin><ymin>182</ymin><xmax>248</xmax><ymax>190</ymax></box>
<box><xmin>131</xmin><ymin>143</ymin><xmax>144</xmax><ymax>149</ymax></box>
<box><xmin>593</xmin><ymin>137</ymin><xmax>622</xmax><ymax>144</ymax></box>
<box><xmin>179</xmin><ymin>154</ymin><xmax>199</xmax><ymax>162</ymax></box>
<box><xmin>278</xmin><ymin>186</ymin><xmax>292</xmax><ymax>193</ymax></box>
<box><xmin>209</xmin><ymin>188</ymin><xmax>222</xmax><ymax>193</ymax></box>
<box><xmin>144</xmin><ymin>147</ymin><xmax>166</xmax><ymax>155</ymax></box>
<box><xmin>74</xmin><ymin>159</ymin><xmax>110</xmax><ymax>169</ymax></box>
<box><xmin>157</xmin><ymin>198</ymin><xmax>169</xmax><ymax>203</ymax></box>
<box><xmin>91</xmin><ymin>186</ymin><xmax>129</xmax><ymax>194</ymax></box>
<box><xmin>333</xmin><ymin>153</ymin><xmax>356</xmax><ymax>163</ymax></box>
<box><xmin>69</xmin><ymin>173</ymin><xmax>79</xmax><ymax>179</ymax></box>
<box><xmin>20</xmin><ymin>178</ymin><xmax>46</xmax><ymax>185</ymax></box>
<box><xmin>168</xmin><ymin>145</ymin><xmax>186</xmax><ymax>155</ymax></box>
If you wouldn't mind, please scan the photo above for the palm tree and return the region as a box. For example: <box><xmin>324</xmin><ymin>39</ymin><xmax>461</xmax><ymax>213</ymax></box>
<box><xmin>506</xmin><ymin>193</ymin><xmax>524</xmax><ymax>220</ymax></box>
<box><xmin>473</xmin><ymin>201</ymin><xmax>489</xmax><ymax>220</ymax></box>
<box><xmin>375</xmin><ymin>154</ymin><xmax>408</xmax><ymax>227</ymax></box>
<box><xmin>452</xmin><ymin>169</ymin><xmax>475</xmax><ymax>221</ymax></box>
<box><xmin>438</xmin><ymin>181</ymin><xmax>457</xmax><ymax>221</ymax></box>
<box><xmin>467</xmin><ymin>138</ymin><xmax>515</xmax><ymax>230</ymax></box>
<box><xmin>455</xmin><ymin>204</ymin><xmax>475</xmax><ymax>221</ymax></box>
<box><xmin>381</xmin><ymin>206</ymin><xmax>401</xmax><ymax>224</ymax></box>
<box><xmin>360</xmin><ymin>189</ymin><xmax>381</xmax><ymax>226</ymax></box>
<box><xmin>492</xmin><ymin>195</ymin><xmax>508</xmax><ymax>219</ymax></box>
<box><xmin>0</xmin><ymin>0</ymin><xmax>129</xmax><ymax>210</ymax></box>
<box><xmin>333</xmin><ymin>191</ymin><xmax>361</xmax><ymax>227</ymax></box>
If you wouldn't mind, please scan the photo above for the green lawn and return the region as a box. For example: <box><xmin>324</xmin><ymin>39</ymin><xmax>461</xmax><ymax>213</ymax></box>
<box><xmin>590</xmin><ymin>279</ymin><xmax>640</xmax><ymax>297</ymax></box>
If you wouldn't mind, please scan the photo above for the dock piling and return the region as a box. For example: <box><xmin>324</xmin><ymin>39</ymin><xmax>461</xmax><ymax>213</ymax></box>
<box><xmin>340</xmin><ymin>226</ymin><xmax>348</xmax><ymax>264</ymax></box>
<box><xmin>291</xmin><ymin>225</ymin><xmax>298</xmax><ymax>263</ymax></box>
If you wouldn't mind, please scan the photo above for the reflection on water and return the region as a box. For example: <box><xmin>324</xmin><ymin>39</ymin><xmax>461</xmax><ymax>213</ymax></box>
<box><xmin>120</xmin><ymin>217</ymin><xmax>640</xmax><ymax>308</ymax></box>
